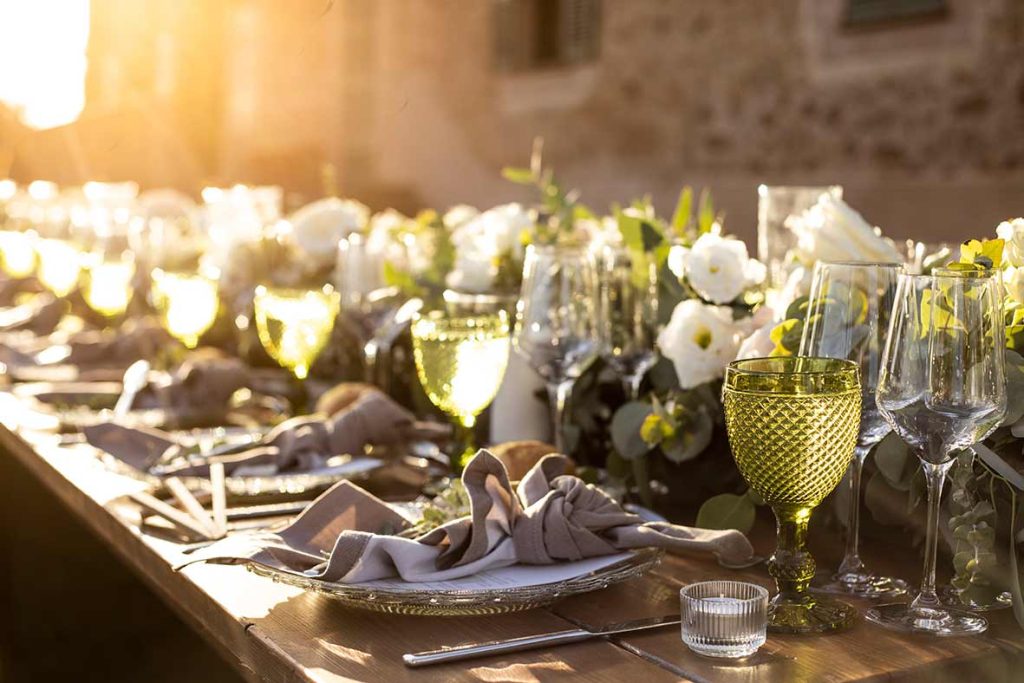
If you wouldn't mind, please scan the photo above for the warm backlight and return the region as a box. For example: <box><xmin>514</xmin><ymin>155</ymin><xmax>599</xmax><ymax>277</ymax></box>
<box><xmin>0</xmin><ymin>0</ymin><xmax>90</xmax><ymax>130</ymax></box>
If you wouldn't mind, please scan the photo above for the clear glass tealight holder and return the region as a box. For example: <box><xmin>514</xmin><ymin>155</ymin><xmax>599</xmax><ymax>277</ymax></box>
<box><xmin>681</xmin><ymin>581</ymin><xmax>769</xmax><ymax>659</ymax></box>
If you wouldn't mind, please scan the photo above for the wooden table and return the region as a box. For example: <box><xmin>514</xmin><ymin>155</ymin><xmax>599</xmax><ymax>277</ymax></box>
<box><xmin>0</xmin><ymin>393</ymin><xmax>1022</xmax><ymax>682</ymax></box>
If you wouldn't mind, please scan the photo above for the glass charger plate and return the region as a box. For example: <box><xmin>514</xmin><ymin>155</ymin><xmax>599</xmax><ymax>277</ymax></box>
<box><xmin>100</xmin><ymin>426</ymin><xmax>387</xmax><ymax>498</ymax></box>
<box><xmin>246</xmin><ymin>547</ymin><xmax>664</xmax><ymax>616</ymax></box>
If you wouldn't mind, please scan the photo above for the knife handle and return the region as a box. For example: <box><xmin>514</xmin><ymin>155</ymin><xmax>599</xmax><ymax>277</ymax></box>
<box><xmin>403</xmin><ymin>628</ymin><xmax>593</xmax><ymax>668</ymax></box>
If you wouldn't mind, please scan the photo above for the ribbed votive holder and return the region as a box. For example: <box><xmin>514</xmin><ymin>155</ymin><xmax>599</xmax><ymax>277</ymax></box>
<box><xmin>680</xmin><ymin>580</ymin><xmax>769</xmax><ymax>659</ymax></box>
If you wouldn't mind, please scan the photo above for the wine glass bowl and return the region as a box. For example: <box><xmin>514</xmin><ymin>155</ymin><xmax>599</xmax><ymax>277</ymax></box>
<box><xmin>723</xmin><ymin>356</ymin><xmax>861</xmax><ymax>634</ymax></box>
<box><xmin>599</xmin><ymin>246</ymin><xmax>660</xmax><ymax>400</ymax></box>
<box><xmin>411</xmin><ymin>310</ymin><xmax>511</xmax><ymax>467</ymax></box>
<box><xmin>35</xmin><ymin>238</ymin><xmax>81</xmax><ymax>297</ymax></box>
<box><xmin>253</xmin><ymin>284</ymin><xmax>340</xmax><ymax>380</ymax></box>
<box><xmin>513</xmin><ymin>244</ymin><xmax>602</xmax><ymax>454</ymax></box>
<box><xmin>799</xmin><ymin>260</ymin><xmax>908</xmax><ymax>599</ymax></box>
<box><xmin>83</xmin><ymin>252</ymin><xmax>135</xmax><ymax>319</ymax></box>
<box><xmin>151</xmin><ymin>269</ymin><xmax>220</xmax><ymax>349</ymax></box>
<box><xmin>871</xmin><ymin>270</ymin><xmax>1007</xmax><ymax>636</ymax></box>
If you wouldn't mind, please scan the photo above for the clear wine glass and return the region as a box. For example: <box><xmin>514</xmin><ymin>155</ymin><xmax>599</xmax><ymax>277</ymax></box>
<box><xmin>599</xmin><ymin>246</ymin><xmax>660</xmax><ymax>400</ymax></box>
<box><xmin>514</xmin><ymin>244</ymin><xmax>602</xmax><ymax>454</ymax></box>
<box><xmin>799</xmin><ymin>261</ymin><xmax>909</xmax><ymax>599</ymax></box>
<box><xmin>872</xmin><ymin>270</ymin><xmax>1007</xmax><ymax>635</ymax></box>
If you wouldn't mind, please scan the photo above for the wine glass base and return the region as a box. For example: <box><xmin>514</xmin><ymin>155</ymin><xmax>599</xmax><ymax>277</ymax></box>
<box><xmin>768</xmin><ymin>595</ymin><xmax>857</xmax><ymax>634</ymax></box>
<box><xmin>866</xmin><ymin>602</ymin><xmax>988</xmax><ymax>636</ymax></box>
<box><xmin>939</xmin><ymin>585</ymin><xmax>1012</xmax><ymax>612</ymax></box>
<box><xmin>814</xmin><ymin>572</ymin><xmax>909</xmax><ymax>600</ymax></box>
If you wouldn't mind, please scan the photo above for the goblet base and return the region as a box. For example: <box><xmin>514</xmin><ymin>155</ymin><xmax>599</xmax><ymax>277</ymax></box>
<box><xmin>768</xmin><ymin>594</ymin><xmax>856</xmax><ymax>634</ymax></box>
<box><xmin>815</xmin><ymin>571</ymin><xmax>909</xmax><ymax>600</ymax></box>
<box><xmin>939</xmin><ymin>585</ymin><xmax>1012</xmax><ymax>612</ymax></box>
<box><xmin>866</xmin><ymin>602</ymin><xmax>987</xmax><ymax>636</ymax></box>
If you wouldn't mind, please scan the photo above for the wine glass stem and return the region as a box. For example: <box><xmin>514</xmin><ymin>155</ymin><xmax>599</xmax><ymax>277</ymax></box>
<box><xmin>771</xmin><ymin>507</ymin><xmax>814</xmax><ymax>601</ymax></box>
<box><xmin>836</xmin><ymin>445</ymin><xmax>870</xmax><ymax>577</ymax></box>
<box><xmin>625</xmin><ymin>372</ymin><xmax>643</xmax><ymax>402</ymax></box>
<box><xmin>912</xmin><ymin>459</ymin><xmax>954</xmax><ymax>612</ymax></box>
<box><xmin>363</xmin><ymin>340</ymin><xmax>379</xmax><ymax>386</ymax></box>
<box><xmin>547</xmin><ymin>379</ymin><xmax>574</xmax><ymax>455</ymax></box>
<box><xmin>453</xmin><ymin>415</ymin><xmax>477</xmax><ymax>473</ymax></box>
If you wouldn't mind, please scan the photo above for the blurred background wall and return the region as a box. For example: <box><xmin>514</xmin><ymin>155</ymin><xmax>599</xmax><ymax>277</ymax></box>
<box><xmin>2</xmin><ymin>0</ymin><xmax>1023</xmax><ymax>245</ymax></box>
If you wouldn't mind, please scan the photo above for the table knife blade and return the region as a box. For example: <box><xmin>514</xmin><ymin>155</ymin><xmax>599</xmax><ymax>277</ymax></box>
<box><xmin>403</xmin><ymin>613</ymin><xmax>680</xmax><ymax>668</ymax></box>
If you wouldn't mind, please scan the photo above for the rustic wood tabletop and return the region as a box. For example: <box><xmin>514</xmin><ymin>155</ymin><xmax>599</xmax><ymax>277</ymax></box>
<box><xmin>0</xmin><ymin>392</ymin><xmax>1021</xmax><ymax>682</ymax></box>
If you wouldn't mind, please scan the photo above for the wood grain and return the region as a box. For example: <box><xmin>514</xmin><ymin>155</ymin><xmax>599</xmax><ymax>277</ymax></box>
<box><xmin>1</xmin><ymin>387</ymin><xmax>1022</xmax><ymax>682</ymax></box>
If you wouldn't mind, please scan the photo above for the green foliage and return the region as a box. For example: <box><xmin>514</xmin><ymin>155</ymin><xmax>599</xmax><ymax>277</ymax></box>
<box><xmin>696</xmin><ymin>490</ymin><xmax>758</xmax><ymax>533</ymax></box>
<box><xmin>399</xmin><ymin>479</ymin><xmax>472</xmax><ymax>538</ymax></box>
<box><xmin>610</xmin><ymin>401</ymin><xmax>655</xmax><ymax>460</ymax></box>
<box><xmin>501</xmin><ymin>138</ymin><xmax>584</xmax><ymax>246</ymax></box>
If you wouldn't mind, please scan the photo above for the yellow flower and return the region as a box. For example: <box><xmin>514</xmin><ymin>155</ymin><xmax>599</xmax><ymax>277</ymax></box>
<box><xmin>959</xmin><ymin>238</ymin><xmax>1004</xmax><ymax>270</ymax></box>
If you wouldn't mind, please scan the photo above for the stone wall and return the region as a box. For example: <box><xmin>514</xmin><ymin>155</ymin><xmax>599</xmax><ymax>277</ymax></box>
<box><xmin>277</xmin><ymin>0</ymin><xmax>1024</xmax><ymax>245</ymax></box>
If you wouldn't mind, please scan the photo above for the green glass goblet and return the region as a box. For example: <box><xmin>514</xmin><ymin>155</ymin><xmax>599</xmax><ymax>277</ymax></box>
<box><xmin>723</xmin><ymin>356</ymin><xmax>861</xmax><ymax>634</ymax></box>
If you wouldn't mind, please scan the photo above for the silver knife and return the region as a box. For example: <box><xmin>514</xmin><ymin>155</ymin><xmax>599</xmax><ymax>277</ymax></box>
<box><xmin>403</xmin><ymin>614</ymin><xmax>680</xmax><ymax>668</ymax></box>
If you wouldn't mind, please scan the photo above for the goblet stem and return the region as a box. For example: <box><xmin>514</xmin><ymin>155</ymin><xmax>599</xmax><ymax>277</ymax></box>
<box><xmin>836</xmin><ymin>445</ymin><xmax>869</xmax><ymax>578</ymax></box>
<box><xmin>770</xmin><ymin>506</ymin><xmax>815</xmax><ymax>602</ymax></box>
<box><xmin>363</xmin><ymin>339</ymin><xmax>379</xmax><ymax>386</ymax></box>
<box><xmin>452</xmin><ymin>413</ymin><xmax>478</xmax><ymax>473</ymax></box>
<box><xmin>546</xmin><ymin>379</ymin><xmax>574</xmax><ymax>455</ymax></box>
<box><xmin>911</xmin><ymin>459</ymin><xmax>954</xmax><ymax>614</ymax></box>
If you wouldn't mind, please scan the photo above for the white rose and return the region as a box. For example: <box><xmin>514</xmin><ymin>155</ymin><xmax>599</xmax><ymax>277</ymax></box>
<box><xmin>447</xmin><ymin>203</ymin><xmax>532</xmax><ymax>293</ymax></box>
<box><xmin>575</xmin><ymin>215</ymin><xmax>621</xmax><ymax>249</ymax></box>
<box><xmin>997</xmin><ymin>218</ymin><xmax>1024</xmax><ymax>267</ymax></box>
<box><xmin>452</xmin><ymin>203</ymin><xmax>531</xmax><ymax>260</ymax></box>
<box><xmin>790</xmin><ymin>195</ymin><xmax>902</xmax><ymax>265</ymax></box>
<box><xmin>443</xmin><ymin>204</ymin><xmax>480</xmax><ymax>229</ymax></box>
<box><xmin>289</xmin><ymin>197</ymin><xmax>369</xmax><ymax>266</ymax></box>
<box><xmin>736</xmin><ymin>322</ymin><xmax>776</xmax><ymax>360</ymax></box>
<box><xmin>446</xmin><ymin>249</ymin><xmax>496</xmax><ymax>293</ymax></box>
<box><xmin>683</xmin><ymin>232</ymin><xmax>766</xmax><ymax>304</ymax></box>
<box><xmin>1003</xmin><ymin>266</ymin><xmax>1024</xmax><ymax>304</ymax></box>
<box><xmin>657</xmin><ymin>299</ymin><xmax>743</xmax><ymax>389</ymax></box>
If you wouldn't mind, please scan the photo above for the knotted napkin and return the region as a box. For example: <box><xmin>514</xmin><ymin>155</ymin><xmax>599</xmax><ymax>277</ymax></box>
<box><xmin>180</xmin><ymin>450</ymin><xmax>755</xmax><ymax>581</ymax></box>
<box><xmin>85</xmin><ymin>386</ymin><xmax>426</xmax><ymax>477</ymax></box>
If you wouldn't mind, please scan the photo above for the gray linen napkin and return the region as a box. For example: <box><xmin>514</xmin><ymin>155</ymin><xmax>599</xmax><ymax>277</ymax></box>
<box><xmin>132</xmin><ymin>354</ymin><xmax>251</xmax><ymax>413</ymax></box>
<box><xmin>64</xmin><ymin>318</ymin><xmax>179</xmax><ymax>366</ymax></box>
<box><xmin>179</xmin><ymin>450</ymin><xmax>755</xmax><ymax>581</ymax></box>
<box><xmin>85</xmin><ymin>387</ymin><xmax>422</xmax><ymax>477</ymax></box>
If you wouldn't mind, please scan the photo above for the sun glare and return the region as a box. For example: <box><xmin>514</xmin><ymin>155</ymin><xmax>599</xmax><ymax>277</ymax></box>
<box><xmin>0</xmin><ymin>0</ymin><xmax>90</xmax><ymax>130</ymax></box>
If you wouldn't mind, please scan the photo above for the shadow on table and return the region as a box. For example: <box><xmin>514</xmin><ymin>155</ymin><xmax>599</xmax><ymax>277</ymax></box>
<box><xmin>0</xmin><ymin>449</ymin><xmax>244</xmax><ymax>683</ymax></box>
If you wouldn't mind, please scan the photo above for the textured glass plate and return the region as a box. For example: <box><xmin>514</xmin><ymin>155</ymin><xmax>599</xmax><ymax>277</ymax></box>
<box><xmin>246</xmin><ymin>548</ymin><xmax>664</xmax><ymax>616</ymax></box>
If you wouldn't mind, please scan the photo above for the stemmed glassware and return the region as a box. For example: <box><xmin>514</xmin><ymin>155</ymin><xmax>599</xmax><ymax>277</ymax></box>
<box><xmin>871</xmin><ymin>270</ymin><xmax>1006</xmax><ymax>635</ymax></box>
<box><xmin>337</xmin><ymin>232</ymin><xmax>421</xmax><ymax>391</ymax></box>
<box><xmin>599</xmin><ymin>246</ymin><xmax>660</xmax><ymax>400</ymax></box>
<box><xmin>253</xmin><ymin>284</ymin><xmax>340</xmax><ymax>380</ymax></box>
<box><xmin>82</xmin><ymin>250</ymin><xmax>135</xmax><ymax>320</ymax></box>
<box><xmin>799</xmin><ymin>261</ymin><xmax>909</xmax><ymax>599</ymax></box>
<box><xmin>723</xmin><ymin>356</ymin><xmax>861</xmax><ymax>634</ymax></box>
<box><xmin>411</xmin><ymin>310</ymin><xmax>510</xmax><ymax>468</ymax></box>
<box><xmin>151</xmin><ymin>269</ymin><xmax>220</xmax><ymax>349</ymax></box>
<box><xmin>514</xmin><ymin>245</ymin><xmax>602</xmax><ymax>454</ymax></box>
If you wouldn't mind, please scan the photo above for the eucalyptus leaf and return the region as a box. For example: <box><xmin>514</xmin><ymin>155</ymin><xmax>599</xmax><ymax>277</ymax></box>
<box><xmin>873</xmin><ymin>433</ymin><xmax>916</xmax><ymax>490</ymax></box>
<box><xmin>611</xmin><ymin>401</ymin><xmax>655</xmax><ymax>460</ymax></box>
<box><xmin>661</xmin><ymin>409</ymin><xmax>713</xmax><ymax>463</ymax></box>
<box><xmin>671</xmin><ymin>187</ymin><xmax>693</xmax><ymax>233</ymax></box>
<box><xmin>696</xmin><ymin>492</ymin><xmax>756</xmax><ymax>533</ymax></box>
<box><xmin>501</xmin><ymin>167</ymin><xmax>535</xmax><ymax>185</ymax></box>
